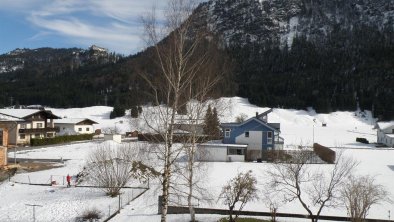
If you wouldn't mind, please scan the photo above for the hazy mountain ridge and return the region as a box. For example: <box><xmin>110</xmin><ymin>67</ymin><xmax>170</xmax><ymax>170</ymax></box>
<box><xmin>0</xmin><ymin>45</ymin><xmax>119</xmax><ymax>74</ymax></box>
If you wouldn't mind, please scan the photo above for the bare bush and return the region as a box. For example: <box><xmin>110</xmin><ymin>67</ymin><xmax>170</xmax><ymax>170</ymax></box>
<box><xmin>341</xmin><ymin>175</ymin><xmax>391</xmax><ymax>222</ymax></box>
<box><xmin>76</xmin><ymin>208</ymin><xmax>102</xmax><ymax>222</ymax></box>
<box><xmin>235</xmin><ymin>113</ymin><xmax>248</xmax><ymax>123</ymax></box>
<box><xmin>218</xmin><ymin>170</ymin><xmax>258</xmax><ymax>222</ymax></box>
<box><xmin>85</xmin><ymin>143</ymin><xmax>143</xmax><ymax>197</ymax></box>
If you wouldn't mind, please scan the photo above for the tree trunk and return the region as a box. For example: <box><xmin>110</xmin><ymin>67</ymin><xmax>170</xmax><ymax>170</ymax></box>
<box><xmin>229</xmin><ymin>206</ymin><xmax>234</xmax><ymax>222</ymax></box>
<box><xmin>188</xmin><ymin>164</ymin><xmax>196</xmax><ymax>222</ymax></box>
<box><xmin>161</xmin><ymin>165</ymin><xmax>170</xmax><ymax>222</ymax></box>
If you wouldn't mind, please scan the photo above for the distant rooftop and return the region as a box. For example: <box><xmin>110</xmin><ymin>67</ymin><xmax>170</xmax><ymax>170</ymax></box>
<box><xmin>0</xmin><ymin>109</ymin><xmax>60</xmax><ymax>119</ymax></box>
<box><xmin>0</xmin><ymin>113</ymin><xmax>21</xmax><ymax>122</ymax></box>
<box><xmin>377</xmin><ymin>122</ymin><xmax>394</xmax><ymax>130</ymax></box>
<box><xmin>54</xmin><ymin>118</ymin><xmax>98</xmax><ymax>125</ymax></box>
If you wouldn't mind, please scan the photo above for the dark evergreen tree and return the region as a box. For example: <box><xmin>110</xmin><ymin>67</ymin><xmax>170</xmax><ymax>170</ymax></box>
<box><xmin>110</xmin><ymin>100</ymin><xmax>125</xmax><ymax>119</ymax></box>
<box><xmin>211</xmin><ymin>107</ymin><xmax>221</xmax><ymax>139</ymax></box>
<box><xmin>203</xmin><ymin>105</ymin><xmax>221</xmax><ymax>139</ymax></box>
<box><xmin>203</xmin><ymin>105</ymin><xmax>212</xmax><ymax>136</ymax></box>
<box><xmin>130</xmin><ymin>105</ymin><xmax>139</xmax><ymax>118</ymax></box>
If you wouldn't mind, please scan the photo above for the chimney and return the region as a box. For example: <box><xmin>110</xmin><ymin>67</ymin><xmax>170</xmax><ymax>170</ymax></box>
<box><xmin>256</xmin><ymin>112</ymin><xmax>259</xmax><ymax>118</ymax></box>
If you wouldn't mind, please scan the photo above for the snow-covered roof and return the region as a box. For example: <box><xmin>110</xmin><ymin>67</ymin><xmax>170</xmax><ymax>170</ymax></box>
<box><xmin>0</xmin><ymin>109</ymin><xmax>60</xmax><ymax>119</ymax></box>
<box><xmin>174</xmin><ymin>118</ymin><xmax>204</xmax><ymax>125</ymax></box>
<box><xmin>54</xmin><ymin>118</ymin><xmax>98</xmax><ymax>125</ymax></box>
<box><xmin>0</xmin><ymin>113</ymin><xmax>21</xmax><ymax>122</ymax></box>
<box><xmin>221</xmin><ymin>117</ymin><xmax>280</xmax><ymax>132</ymax></box>
<box><xmin>198</xmin><ymin>140</ymin><xmax>248</xmax><ymax>148</ymax></box>
<box><xmin>172</xmin><ymin>129</ymin><xmax>191</xmax><ymax>134</ymax></box>
<box><xmin>386</xmin><ymin>134</ymin><xmax>394</xmax><ymax>139</ymax></box>
<box><xmin>0</xmin><ymin>109</ymin><xmax>40</xmax><ymax>118</ymax></box>
<box><xmin>376</xmin><ymin>121</ymin><xmax>394</xmax><ymax>130</ymax></box>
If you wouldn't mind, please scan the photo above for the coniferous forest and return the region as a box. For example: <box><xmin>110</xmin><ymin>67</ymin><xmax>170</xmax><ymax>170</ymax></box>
<box><xmin>0</xmin><ymin>13</ymin><xmax>393</xmax><ymax>121</ymax></box>
<box><xmin>230</xmin><ymin>25</ymin><xmax>394</xmax><ymax>120</ymax></box>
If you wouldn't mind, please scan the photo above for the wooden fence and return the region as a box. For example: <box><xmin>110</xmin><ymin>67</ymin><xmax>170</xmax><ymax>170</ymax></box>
<box><xmin>164</xmin><ymin>205</ymin><xmax>392</xmax><ymax>222</ymax></box>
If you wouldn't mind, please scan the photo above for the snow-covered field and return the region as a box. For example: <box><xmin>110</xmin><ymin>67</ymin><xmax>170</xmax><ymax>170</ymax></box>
<box><xmin>1</xmin><ymin>97</ymin><xmax>393</xmax><ymax>222</ymax></box>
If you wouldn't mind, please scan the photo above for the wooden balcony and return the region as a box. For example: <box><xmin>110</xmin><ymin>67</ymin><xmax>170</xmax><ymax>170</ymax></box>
<box><xmin>19</xmin><ymin>127</ymin><xmax>60</xmax><ymax>134</ymax></box>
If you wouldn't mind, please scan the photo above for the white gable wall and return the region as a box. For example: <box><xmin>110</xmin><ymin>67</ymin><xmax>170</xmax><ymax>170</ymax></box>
<box><xmin>56</xmin><ymin>123</ymin><xmax>94</xmax><ymax>135</ymax></box>
<box><xmin>74</xmin><ymin>124</ymin><xmax>94</xmax><ymax>134</ymax></box>
<box><xmin>378</xmin><ymin>130</ymin><xmax>394</xmax><ymax>147</ymax></box>
<box><xmin>235</xmin><ymin>131</ymin><xmax>262</xmax><ymax>151</ymax></box>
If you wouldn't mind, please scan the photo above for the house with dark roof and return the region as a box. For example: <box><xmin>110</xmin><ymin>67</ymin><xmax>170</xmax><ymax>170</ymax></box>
<box><xmin>220</xmin><ymin>109</ymin><xmax>284</xmax><ymax>161</ymax></box>
<box><xmin>54</xmin><ymin>118</ymin><xmax>98</xmax><ymax>136</ymax></box>
<box><xmin>0</xmin><ymin>109</ymin><xmax>60</xmax><ymax>145</ymax></box>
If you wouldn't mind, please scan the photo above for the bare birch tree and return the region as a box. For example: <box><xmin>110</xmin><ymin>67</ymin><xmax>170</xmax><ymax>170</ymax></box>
<box><xmin>140</xmin><ymin>0</ymin><xmax>226</xmax><ymax>221</ymax></box>
<box><xmin>341</xmin><ymin>175</ymin><xmax>391</xmax><ymax>222</ymax></box>
<box><xmin>266</xmin><ymin>149</ymin><xmax>358</xmax><ymax>222</ymax></box>
<box><xmin>172</xmin><ymin>99</ymin><xmax>219</xmax><ymax>221</ymax></box>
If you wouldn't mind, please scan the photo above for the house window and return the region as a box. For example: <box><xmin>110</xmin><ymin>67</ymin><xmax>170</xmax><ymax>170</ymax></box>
<box><xmin>86</xmin><ymin>127</ymin><xmax>90</xmax><ymax>131</ymax></box>
<box><xmin>37</xmin><ymin>123</ymin><xmax>43</xmax><ymax>128</ymax></box>
<box><xmin>228</xmin><ymin>148</ymin><xmax>244</xmax><ymax>155</ymax></box>
<box><xmin>392</xmin><ymin>129</ymin><xmax>394</xmax><ymax>134</ymax></box>
<box><xmin>47</xmin><ymin>133</ymin><xmax>54</xmax><ymax>138</ymax></box>
<box><xmin>245</xmin><ymin>131</ymin><xmax>249</xmax><ymax>138</ymax></box>
<box><xmin>35</xmin><ymin>134</ymin><xmax>41</xmax><ymax>138</ymax></box>
<box><xmin>225</xmin><ymin>129</ymin><xmax>231</xmax><ymax>138</ymax></box>
<box><xmin>78</xmin><ymin>128</ymin><xmax>82</xmax><ymax>132</ymax></box>
<box><xmin>20</xmin><ymin>124</ymin><xmax>26</xmax><ymax>129</ymax></box>
<box><xmin>267</xmin><ymin>131</ymin><xmax>273</xmax><ymax>144</ymax></box>
<box><xmin>19</xmin><ymin>134</ymin><xmax>25</xmax><ymax>139</ymax></box>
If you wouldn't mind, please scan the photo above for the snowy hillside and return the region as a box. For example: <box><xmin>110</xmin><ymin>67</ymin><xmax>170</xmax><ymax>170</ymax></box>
<box><xmin>1</xmin><ymin>97</ymin><xmax>391</xmax><ymax>222</ymax></box>
<box><xmin>50</xmin><ymin>97</ymin><xmax>378</xmax><ymax>148</ymax></box>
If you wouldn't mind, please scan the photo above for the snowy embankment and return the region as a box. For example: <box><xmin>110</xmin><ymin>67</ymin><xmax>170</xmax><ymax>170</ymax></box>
<box><xmin>1</xmin><ymin>97</ymin><xmax>392</xmax><ymax>222</ymax></box>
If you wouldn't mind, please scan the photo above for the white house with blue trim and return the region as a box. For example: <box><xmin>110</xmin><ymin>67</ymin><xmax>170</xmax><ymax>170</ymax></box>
<box><xmin>198</xmin><ymin>109</ymin><xmax>284</xmax><ymax>162</ymax></box>
<box><xmin>221</xmin><ymin>109</ymin><xmax>283</xmax><ymax>161</ymax></box>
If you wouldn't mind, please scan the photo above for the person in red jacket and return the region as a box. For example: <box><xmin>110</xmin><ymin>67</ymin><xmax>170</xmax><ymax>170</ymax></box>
<box><xmin>66</xmin><ymin>174</ymin><xmax>71</xmax><ymax>187</ymax></box>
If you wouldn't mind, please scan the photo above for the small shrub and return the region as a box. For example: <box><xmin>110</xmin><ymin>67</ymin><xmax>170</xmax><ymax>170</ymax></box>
<box><xmin>76</xmin><ymin>208</ymin><xmax>102</xmax><ymax>222</ymax></box>
<box><xmin>356</xmin><ymin>137</ymin><xmax>369</xmax><ymax>144</ymax></box>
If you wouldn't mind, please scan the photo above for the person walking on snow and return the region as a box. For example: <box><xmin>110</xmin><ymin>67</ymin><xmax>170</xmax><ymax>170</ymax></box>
<box><xmin>66</xmin><ymin>174</ymin><xmax>71</xmax><ymax>187</ymax></box>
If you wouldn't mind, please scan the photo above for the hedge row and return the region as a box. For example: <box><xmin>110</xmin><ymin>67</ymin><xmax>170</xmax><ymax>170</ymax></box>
<box><xmin>313</xmin><ymin>143</ymin><xmax>336</xmax><ymax>164</ymax></box>
<box><xmin>31</xmin><ymin>134</ymin><xmax>94</xmax><ymax>146</ymax></box>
